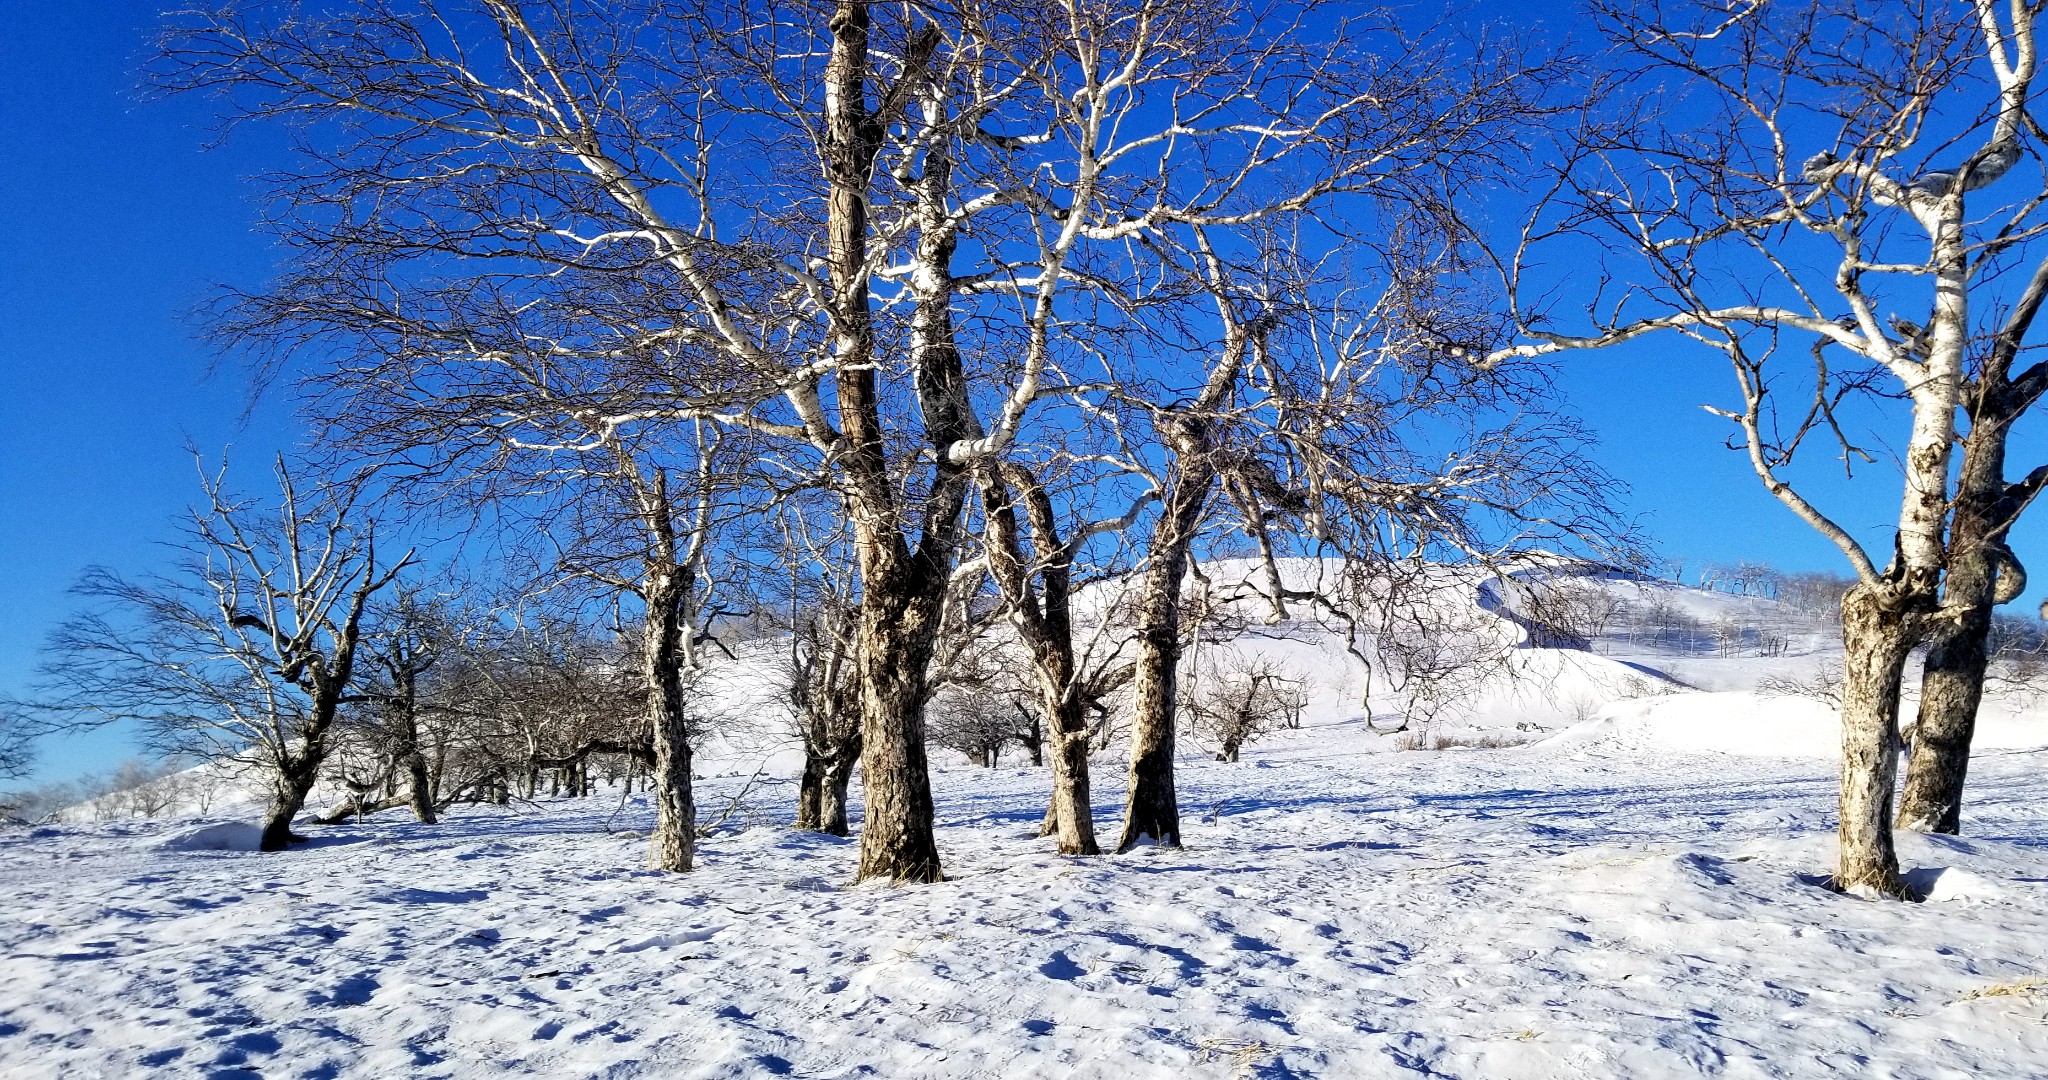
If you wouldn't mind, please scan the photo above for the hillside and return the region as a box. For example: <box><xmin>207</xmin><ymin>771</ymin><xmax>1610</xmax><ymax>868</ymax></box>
<box><xmin>6</xmin><ymin>562</ymin><xmax>2048</xmax><ymax>1077</ymax></box>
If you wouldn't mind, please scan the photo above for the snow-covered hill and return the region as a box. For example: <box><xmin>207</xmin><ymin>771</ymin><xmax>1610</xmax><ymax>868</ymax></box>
<box><xmin>7</xmin><ymin>560</ymin><xmax>2048</xmax><ymax>1077</ymax></box>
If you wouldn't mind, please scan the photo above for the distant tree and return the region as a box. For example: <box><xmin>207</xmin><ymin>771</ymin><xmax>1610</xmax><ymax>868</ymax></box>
<box><xmin>36</xmin><ymin>461</ymin><xmax>410</xmax><ymax>851</ymax></box>
<box><xmin>0</xmin><ymin>780</ymin><xmax>76</xmax><ymax>826</ymax></box>
<box><xmin>1759</xmin><ymin>662</ymin><xmax>1846</xmax><ymax>709</ymax></box>
<box><xmin>0</xmin><ymin>707</ymin><xmax>34</xmax><ymax>786</ymax></box>
<box><xmin>787</xmin><ymin>591</ymin><xmax>864</xmax><ymax>836</ymax></box>
<box><xmin>318</xmin><ymin>586</ymin><xmax>466</xmax><ymax>825</ymax></box>
<box><xmin>1187</xmin><ymin>656</ymin><xmax>1306</xmax><ymax>763</ymax></box>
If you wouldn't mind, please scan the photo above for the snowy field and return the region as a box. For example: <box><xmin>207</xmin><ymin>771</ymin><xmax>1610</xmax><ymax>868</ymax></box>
<box><xmin>8</xmin><ymin>728</ymin><xmax>2048</xmax><ymax>1078</ymax></box>
<box><xmin>9</xmin><ymin>570</ymin><xmax>2048</xmax><ymax>1078</ymax></box>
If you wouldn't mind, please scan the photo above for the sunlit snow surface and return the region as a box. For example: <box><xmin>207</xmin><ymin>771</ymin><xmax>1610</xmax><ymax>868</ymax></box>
<box><xmin>10</xmin><ymin>566</ymin><xmax>2048</xmax><ymax>1077</ymax></box>
<box><xmin>8</xmin><ymin>734</ymin><xmax>2048</xmax><ymax>1078</ymax></box>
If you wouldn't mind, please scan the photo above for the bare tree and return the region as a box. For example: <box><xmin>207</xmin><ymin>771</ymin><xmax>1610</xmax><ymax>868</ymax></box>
<box><xmin>786</xmin><ymin>577</ymin><xmax>864</xmax><ymax>837</ymax></box>
<box><xmin>1493</xmin><ymin>0</ymin><xmax>2045</xmax><ymax>896</ymax></box>
<box><xmin>159</xmin><ymin>0</ymin><xmax>1579</xmax><ymax>884</ymax></box>
<box><xmin>979</xmin><ymin>459</ymin><xmax>1148</xmax><ymax>855</ymax></box>
<box><xmin>1186</xmin><ymin>655</ymin><xmax>1306</xmax><ymax>763</ymax></box>
<box><xmin>1114</xmin><ymin>209</ymin><xmax>1630</xmax><ymax>848</ymax></box>
<box><xmin>0</xmin><ymin>707</ymin><xmax>34</xmax><ymax>788</ymax></box>
<box><xmin>320</xmin><ymin>585</ymin><xmax>463</xmax><ymax>824</ymax></box>
<box><xmin>36</xmin><ymin>461</ymin><xmax>410</xmax><ymax>851</ymax></box>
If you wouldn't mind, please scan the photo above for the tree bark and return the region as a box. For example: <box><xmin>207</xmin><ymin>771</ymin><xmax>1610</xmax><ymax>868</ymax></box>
<box><xmin>853</xmin><ymin>602</ymin><xmax>945</xmax><ymax>880</ymax></box>
<box><xmin>643</xmin><ymin>563</ymin><xmax>696</xmax><ymax>872</ymax></box>
<box><xmin>820</xmin><ymin>748</ymin><xmax>857</xmax><ymax>837</ymax></box>
<box><xmin>1115</xmin><ymin>426</ymin><xmax>1214</xmax><ymax>852</ymax></box>
<box><xmin>391</xmin><ymin>669</ymin><xmax>438</xmax><ymax>824</ymax></box>
<box><xmin>798</xmin><ymin>730</ymin><xmax>860</xmax><ymax>837</ymax></box>
<box><xmin>259</xmin><ymin>756</ymin><xmax>320</xmax><ymax>851</ymax></box>
<box><xmin>401</xmin><ymin>754</ymin><xmax>434</xmax><ymax>819</ymax></box>
<box><xmin>796</xmin><ymin>752</ymin><xmax>827</xmax><ymax>832</ymax></box>
<box><xmin>1041</xmin><ymin>695</ymin><xmax>1098</xmax><ymax>854</ymax></box>
<box><xmin>1898</xmin><ymin>543</ymin><xmax>1995</xmax><ymax>835</ymax></box>
<box><xmin>1898</xmin><ymin>322</ymin><xmax>2040</xmax><ymax>833</ymax></box>
<box><xmin>823</xmin><ymin>0</ymin><xmax>959</xmax><ymax>884</ymax></box>
<box><xmin>1836</xmin><ymin>583</ymin><xmax>1920</xmax><ymax>898</ymax></box>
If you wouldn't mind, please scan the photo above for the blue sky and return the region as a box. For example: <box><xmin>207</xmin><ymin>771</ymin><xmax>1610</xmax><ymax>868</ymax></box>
<box><xmin>5</xmin><ymin>2</ymin><xmax>2046</xmax><ymax>787</ymax></box>
<box><xmin>0</xmin><ymin>3</ymin><xmax>297</xmax><ymax>783</ymax></box>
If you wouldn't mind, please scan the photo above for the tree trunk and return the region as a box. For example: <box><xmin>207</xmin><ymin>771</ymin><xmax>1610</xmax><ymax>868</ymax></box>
<box><xmin>1898</xmin><ymin>556</ymin><xmax>1993</xmax><ymax>835</ymax></box>
<box><xmin>796</xmin><ymin>751</ymin><xmax>827</xmax><ymax>831</ymax></box>
<box><xmin>1043</xmin><ymin>696</ymin><xmax>1099</xmax><ymax>855</ymax></box>
<box><xmin>259</xmin><ymin>759</ymin><xmax>320</xmax><ymax>852</ymax></box>
<box><xmin>797</xmin><ymin>715</ymin><xmax>859</xmax><ymax>837</ymax></box>
<box><xmin>1898</xmin><ymin>358</ymin><xmax>2027</xmax><ymax>834</ymax></box>
<box><xmin>1016</xmin><ymin>701</ymin><xmax>1044</xmax><ymax>767</ymax></box>
<box><xmin>1116</xmin><ymin>438</ymin><xmax>1213</xmax><ymax>851</ymax></box>
<box><xmin>823</xmin><ymin>0</ymin><xmax>959</xmax><ymax>884</ymax></box>
<box><xmin>980</xmin><ymin>462</ymin><xmax>1101</xmax><ymax>856</ymax></box>
<box><xmin>405</xmin><ymin>749</ymin><xmax>437</xmax><ymax>824</ymax></box>
<box><xmin>1836</xmin><ymin>583</ymin><xmax>1919</xmax><ymax>898</ymax></box>
<box><xmin>820</xmin><ymin>747</ymin><xmax>856</xmax><ymax>837</ymax></box>
<box><xmin>853</xmin><ymin>605</ymin><xmax>944</xmax><ymax>881</ymax></box>
<box><xmin>644</xmin><ymin>566</ymin><xmax>696</xmax><ymax>872</ymax></box>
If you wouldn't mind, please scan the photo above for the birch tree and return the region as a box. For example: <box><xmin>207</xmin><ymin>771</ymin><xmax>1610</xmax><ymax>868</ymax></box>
<box><xmin>1491</xmin><ymin>0</ymin><xmax>2047</xmax><ymax>896</ymax></box>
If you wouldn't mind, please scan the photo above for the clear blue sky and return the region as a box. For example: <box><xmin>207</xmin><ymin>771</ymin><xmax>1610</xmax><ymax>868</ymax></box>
<box><xmin>0</xmin><ymin>3</ymin><xmax>298</xmax><ymax>784</ymax></box>
<box><xmin>4</xmin><ymin>2</ymin><xmax>2045</xmax><ymax>787</ymax></box>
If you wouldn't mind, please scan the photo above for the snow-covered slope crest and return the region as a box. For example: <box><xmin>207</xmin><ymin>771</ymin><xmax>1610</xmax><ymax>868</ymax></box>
<box><xmin>46</xmin><ymin>557</ymin><xmax>2048</xmax><ymax>820</ymax></box>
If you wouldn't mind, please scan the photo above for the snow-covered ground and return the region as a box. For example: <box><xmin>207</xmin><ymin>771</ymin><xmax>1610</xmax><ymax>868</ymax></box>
<box><xmin>8</xmin><ymin>728</ymin><xmax>2048</xmax><ymax>1078</ymax></box>
<box><xmin>8</xmin><ymin>567</ymin><xmax>2048</xmax><ymax>1077</ymax></box>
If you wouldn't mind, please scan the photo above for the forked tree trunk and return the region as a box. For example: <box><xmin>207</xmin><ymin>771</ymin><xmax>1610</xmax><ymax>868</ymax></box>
<box><xmin>982</xmin><ymin>465</ymin><xmax>1102</xmax><ymax>857</ymax></box>
<box><xmin>1114</xmin><ymin>297</ymin><xmax>1260</xmax><ymax>851</ymax></box>
<box><xmin>1898</xmin><ymin>552</ymin><xmax>1994</xmax><ymax>835</ymax></box>
<box><xmin>1898</xmin><ymin>364</ymin><xmax>2033</xmax><ymax>833</ymax></box>
<box><xmin>824</xmin><ymin>0</ymin><xmax>957</xmax><ymax>884</ymax></box>
<box><xmin>1836</xmin><ymin>583</ymin><xmax>1920</xmax><ymax>898</ymax></box>
<box><xmin>798</xmin><ymin>730</ymin><xmax>860</xmax><ymax>837</ymax></box>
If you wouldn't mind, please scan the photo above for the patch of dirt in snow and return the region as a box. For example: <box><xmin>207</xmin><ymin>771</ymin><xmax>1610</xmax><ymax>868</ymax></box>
<box><xmin>6</xmin><ymin>730</ymin><xmax>2048</xmax><ymax>1078</ymax></box>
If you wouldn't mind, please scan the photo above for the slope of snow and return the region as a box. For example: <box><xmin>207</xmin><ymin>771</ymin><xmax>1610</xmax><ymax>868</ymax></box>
<box><xmin>9</xmin><ymin>561</ymin><xmax>2048</xmax><ymax>1077</ymax></box>
<box><xmin>7</xmin><ymin>725</ymin><xmax>2048</xmax><ymax>1078</ymax></box>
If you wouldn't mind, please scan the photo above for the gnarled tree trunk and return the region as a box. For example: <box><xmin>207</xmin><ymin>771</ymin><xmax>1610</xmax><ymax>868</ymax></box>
<box><xmin>852</xmin><ymin>596</ymin><xmax>946</xmax><ymax>880</ymax></box>
<box><xmin>260</xmin><ymin>754</ymin><xmax>322</xmax><ymax>852</ymax></box>
<box><xmin>1897</xmin><ymin>543</ymin><xmax>1996</xmax><ymax>835</ymax></box>
<box><xmin>1898</xmin><ymin>306</ymin><xmax>2046</xmax><ymax>833</ymax></box>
